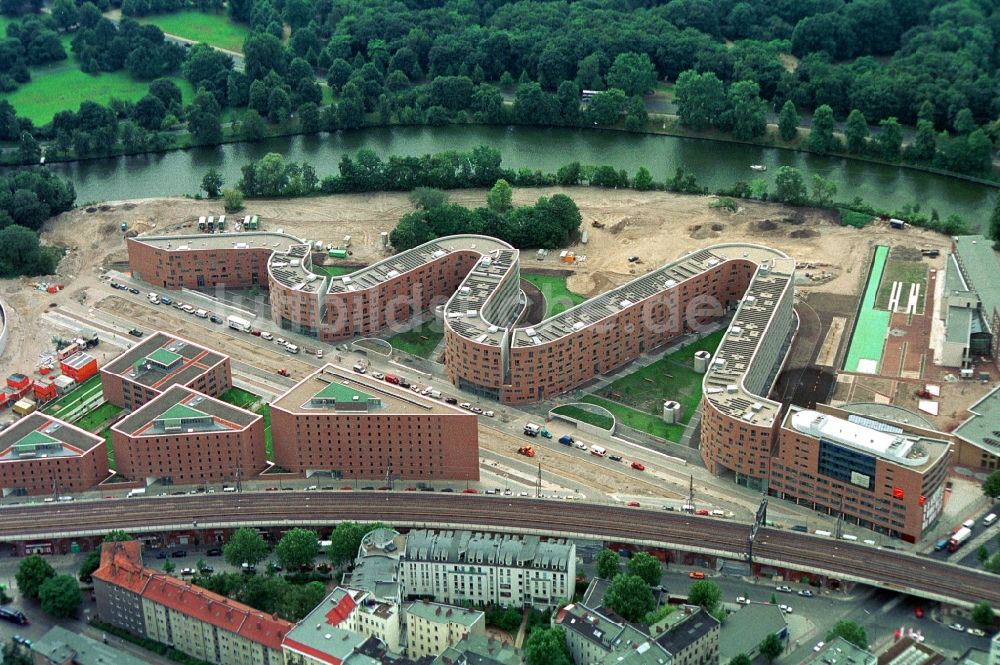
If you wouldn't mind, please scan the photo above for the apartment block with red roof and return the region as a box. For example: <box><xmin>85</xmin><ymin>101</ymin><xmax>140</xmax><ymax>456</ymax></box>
<box><xmin>92</xmin><ymin>541</ymin><xmax>292</xmax><ymax>665</ymax></box>
<box><xmin>100</xmin><ymin>332</ymin><xmax>231</xmax><ymax>410</ymax></box>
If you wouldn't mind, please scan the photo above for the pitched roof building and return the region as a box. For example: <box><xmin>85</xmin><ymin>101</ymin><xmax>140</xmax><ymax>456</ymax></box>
<box><xmin>92</xmin><ymin>541</ymin><xmax>292</xmax><ymax>665</ymax></box>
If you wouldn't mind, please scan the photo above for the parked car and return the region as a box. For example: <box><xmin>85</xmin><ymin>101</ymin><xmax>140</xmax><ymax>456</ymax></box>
<box><xmin>559</xmin><ymin>435</ymin><xmax>575</xmax><ymax>445</ymax></box>
<box><xmin>483</xmin><ymin>410</ymin><xmax>495</xmax><ymax>417</ymax></box>
<box><xmin>627</xmin><ymin>501</ymin><xmax>641</xmax><ymax>507</ymax></box>
<box><xmin>372</xmin><ymin>372</ymin><xmax>384</xmax><ymax>380</ymax></box>
<box><xmin>171</xmin><ymin>550</ymin><xmax>188</xmax><ymax>558</ymax></box>
<box><xmin>967</xmin><ymin>627</ymin><xmax>986</xmax><ymax>637</ymax></box>
<box><xmin>127</xmin><ymin>287</ymin><xmax>140</xmax><ymax>294</ymax></box>
<box><xmin>609</xmin><ymin>454</ymin><xmax>623</xmax><ymax>461</ymax></box>
<box><xmin>180</xmin><ymin>567</ymin><xmax>195</xmax><ymax>576</ymax></box>
<box><xmin>445</xmin><ymin>397</ymin><xmax>458</xmax><ymax>404</ymax></box>
<box><xmin>206</xmin><ymin>548</ymin><xmax>222</xmax><ymax>556</ymax></box>
<box><xmin>813</xmin><ymin>642</ymin><xmax>825</xmax><ymax>652</ymax></box>
<box><xmin>797</xmin><ymin>589</ymin><xmax>814</xmax><ymax>597</ymax></box>
<box><xmin>160</xmin><ymin>296</ymin><xmax>172</xmax><ymax>305</ymax></box>
<box><xmin>260</xmin><ymin>332</ymin><xmax>273</xmax><ymax>340</ymax></box>
<box><xmin>695</xmin><ymin>509</ymin><xmax>710</xmax><ymax>516</ymax></box>
<box><xmin>459</xmin><ymin>402</ymin><xmax>472</xmax><ymax>410</ymax></box>
<box><xmin>948</xmin><ymin>622</ymin><xmax>965</xmax><ymax>632</ymax></box>
<box><xmin>471</xmin><ymin>406</ymin><xmax>483</xmax><ymax>414</ymax></box>
<box><xmin>631</xmin><ymin>462</ymin><xmax>645</xmax><ymax>471</ymax></box>
<box><xmin>128</xmin><ymin>328</ymin><xmax>144</xmax><ymax>337</ymax></box>
<box><xmin>0</xmin><ymin>608</ymin><xmax>28</xmax><ymax>625</ymax></box>
<box><xmin>914</xmin><ymin>606</ymin><xmax>924</xmax><ymax>619</ymax></box>
<box><xmin>209</xmin><ymin>315</ymin><xmax>223</xmax><ymax>324</ymax></box>
<box><xmin>462</xmin><ymin>488</ymin><xmax>478</xmax><ymax>494</ymax></box>
<box><xmin>200</xmin><ymin>566</ymin><xmax>214</xmax><ymax>574</ymax></box>
<box><xmin>775</xmin><ymin>585</ymin><xmax>792</xmax><ymax>593</ymax></box>
<box><xmin>688</xmin><ymin>571</ymin><xmax>705</xmax><ymax>579</ymax></box>
<box><xmin>156</xmin><ymin>551</ymin><xmax>168</xmax><ymax>559</ymax></box>
<box><xmin>779</xmin><ymin>604</ymin><xmax>793</xmax><ymax>614</ymax></box>
<box><xmin>12</xmin><ymin>635</ymin><xmax>31</xmax><ymax>647</ymax></box>
<box><xmin>735</xmin><ymin>596</ymin><xmax>750</xmax><ymax>605</ymax></box>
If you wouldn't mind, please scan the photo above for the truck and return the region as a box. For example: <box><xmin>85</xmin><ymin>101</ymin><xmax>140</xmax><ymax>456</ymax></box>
<box><xmin>227</xmin><ymin>315</ymin><xmax>252</xmax><ymax>333</ymax></box>
<box><xmin>948</xmin><ymin>526</ymin><xmax>973</xmax><ymax>552</ymax></box>
<box><xmin>523</xmin><ymin>423</ymin><xmax>541</xmax><ymax>437</ymax></box>
<box><xmin>127</xmin><ymin>488</ymin><xmax>146</xmax><ymax>498</ymax></box>
<box><xmin>589</xmin><ymin>445</ymin><xmax>607</xmax><ymax>457</ymax></box>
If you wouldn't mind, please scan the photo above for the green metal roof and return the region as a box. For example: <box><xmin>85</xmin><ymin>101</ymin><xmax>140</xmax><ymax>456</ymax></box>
<box><xmin>14</xmin><ymin>430</ymin><xmax>59</xmax><ymax>449</ymax></box>
<box><xmin>954</xmin><ymin>383</ymin><xmax>1000</xmax><ymax>457</ymax></box>
<box><xmin>954</xmin><ymin>235</ymin><xmax>1000</xmax><ymax>331</ymax></box>
<box><xmin>147</xmin><ymin>347</ymin><xmax>181</xmax><ymax>367</ymax></box>
<box><xmin>158</xmin><ymin>403</ymin><xmax>207</xmax><ymax>421</ymax></box>
<box><xmin>313</xmin><ymin>381</ymin><xmax>374</xmax><ymax>403</ymax></box>
<box><xmin>406</xmin><ymin>601</ymin><xmax>483</xmax><ymax>627</ymax></box>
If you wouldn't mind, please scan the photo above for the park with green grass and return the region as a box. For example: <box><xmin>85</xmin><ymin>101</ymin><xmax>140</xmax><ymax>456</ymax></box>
<box><xmin>1</xmin><ymin>54</ymin><xmax>194</xmax><ymax>126</ymax></box>
<box><xmin>387</xmin><ymin>321</ymin><xmax>443</xmax><ymax>358</ymax></box>
<box><xmin>522</xmin><ymin>273</ymin><xmax>587</xmax><ymax>318</ymax></box>
<box><xmin>567</xmin><ymin>329</ymin><xmax>726</xmax><ymax>442</ymax></box>
<box><xmin>136</xmin><ymin>11</ymin><xmax>249</xmax><ymax>52</ymax></box>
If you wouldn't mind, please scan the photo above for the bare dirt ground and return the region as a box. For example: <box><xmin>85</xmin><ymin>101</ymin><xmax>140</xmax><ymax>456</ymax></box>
<box><xmin>0</xmin><ymin>189</ymin><xmax>954</xmax><ymax>388</ymax></box>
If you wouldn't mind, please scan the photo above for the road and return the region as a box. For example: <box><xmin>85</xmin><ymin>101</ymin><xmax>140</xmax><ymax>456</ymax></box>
<box><xmin>0</xmin><ymin>493</ymin><xmax>997</xmax><ymax>608</ymax></box>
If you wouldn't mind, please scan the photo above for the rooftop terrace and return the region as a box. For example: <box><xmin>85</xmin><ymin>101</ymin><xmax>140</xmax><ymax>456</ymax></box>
<box><xmin>113</xmin><ymin>385</ymin><xmax>259</xmax><ymax>437</ymax></box>
<box><xmin>272</xmin><ymin>365</ymin><xmax>467</xmax><ymax>416</ymax></box>
<box><xmin>102</xmin><ymin>332</ymin><xmax>226</xmax><ymax>390</ymax></box>
<box><xmin>0</xmin><ymin>413</ymin><xmax>103</xmax><ymax>461</ymax></box>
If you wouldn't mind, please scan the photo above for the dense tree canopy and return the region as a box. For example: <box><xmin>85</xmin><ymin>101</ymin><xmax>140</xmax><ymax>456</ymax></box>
<box><xmin>603</xmin><ymin>574</ymin><xmax>655</xmax><ymax>622</ymax></box>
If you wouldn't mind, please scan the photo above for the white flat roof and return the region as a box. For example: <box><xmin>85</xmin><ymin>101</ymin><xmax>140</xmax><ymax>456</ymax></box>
<box><xmin>790</xmin><ymin>410</ymin><xmax>928</xmax><ymax>467</ymax></box>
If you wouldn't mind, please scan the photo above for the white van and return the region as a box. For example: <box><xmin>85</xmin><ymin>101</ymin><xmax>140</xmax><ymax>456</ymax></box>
<box><xmin>840</xmin><ymin>534</ymin><xmax>858</xmax><ymax>541</ymax></box>
<box><xmin>222</xmin><ymin>486</ymin><xmax>237</xmax><ymax>493</ymax></box>
<box><xmin>983</xmin><ymin>513</ymin><xmax>997</xmax><ymax>527</ymax></box>
<box><xmin>194</xmin><ymin>309</ymin><xmax>208</xmax><ymax>318</ymax></box>
<box><xmin>814</xmin><ymin>530</ymin><xmax>833</xmax><ymax>537</ymax></box>
<box><xmin>428</xmin><ymin>389</ymin><xmax>442</xmax><ymax>399</ymax></box>
<box><xmin>962</xmin><ymin>519</ymin><xmax>976</xmax><ymax>530</ymax></box>
<box><xmin>589</xmin><ymin>445</ymin><xmax>607</xmax><ymax>457</ymax></box>
<box><xmin>285</xmin><ymin>343</ymin><xmax>300</xmax><ymax>354</ymax></box>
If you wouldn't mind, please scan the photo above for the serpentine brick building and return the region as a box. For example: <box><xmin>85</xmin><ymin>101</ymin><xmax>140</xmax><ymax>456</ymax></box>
<box><xmin>127</xmin><ymin>230</ymin><xmax>950</xmax><ymax>539</ymax></box>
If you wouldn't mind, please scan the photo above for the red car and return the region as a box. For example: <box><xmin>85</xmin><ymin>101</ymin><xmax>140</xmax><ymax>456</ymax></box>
<box><xmin>914</xmin><ymin>606</ymin><xmax>924</xmax><ymax>619</ymax></box>
<box><xmin>405</xmin><ymin>486</ymin><xmax>417</xmax><ymax>491</ymax></box>
<box><xmin>695</xmin><ymin>509</ymin><xmax>710</xmax><ymax>516</ymax></box>
<box><xmin>627</xmin><ymin>501</ymin><xmax>641</xmax><ymax>507</ymax></box>
<box><xmin>462</xmin><ymin>488</ymin><xmax>478</xmax><ymax>494</ymax></box>
<box><xmin>631</xmin><ymin>462</ymin><xmax>645</xmax><ymax>471</ymax></box>
<box><xmin>340</xmin><ymin>486</ymin><xmax>352</xmax><ymax>491</ymax></box>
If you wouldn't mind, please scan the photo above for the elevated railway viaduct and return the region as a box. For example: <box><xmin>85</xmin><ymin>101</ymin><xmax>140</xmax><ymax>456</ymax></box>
<box><xmin>1</xmin><ymin>494</ymin><xmax>994</xmax><ymax>609</ymax></box>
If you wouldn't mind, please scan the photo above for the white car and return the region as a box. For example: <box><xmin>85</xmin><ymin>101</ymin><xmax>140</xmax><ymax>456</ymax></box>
<box><xmin>575</xmin><ymin>441</ymin><xmax>587</xmax><ymax>450</ymax></box>
<box><xmin>735</xmin><ymin>596</ymin><xmax>750</xmax><ymax>605</ymax></box>
<box><xmin>459</xmin><ymin>402</ymin><xmax>472</xmax><ymax>410</ymax></box>
<box><xmin>276</xmin><ymin>338</ymin><xmax>286</xmax><ymax>345</ymax></box>
<box><xmin>779</xmin><ymin>604</ymin><xmax>793</xmax><ymax>614</ymax></box>
<box><xmin>484</xmin><ymin>410</ymin><xmax>495</xmax><ymax>417</ymax></box>
<box><xmin>471</xmin><ymin>406</ymin><xmax>483</xmax><ymax>414</ymax></box>
<box><xmin>776</xmin><ymin>585</ymin><xmax>792</xmax><ymax>593</ymax></box>
<box><xmin>372</xmin><ymin>372</ymin><xmax>385</xmax><ymax>380</ymax></box>
<box><xmin>180</xmin><ymin>567</ymin><xmax>195</xmax><ymax>576</ymax></box>
<box><xmin>260</xmin><ymin>332</ymin><xmax>273</xmax><ymax>341</ymax></box>
<box><xmin>967</xmin><ymin>627</ymin><xmax>986</xmax><ymax>637</ymax></box>
<box><xmin>813</xmin><ymin>642</ymin><xmax>825</xmax><ymax>652</ymax></box>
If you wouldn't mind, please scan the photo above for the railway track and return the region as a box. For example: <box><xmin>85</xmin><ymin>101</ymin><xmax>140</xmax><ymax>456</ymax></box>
<box><xmin>0</xmin><ymin>494</ymin><xmax>996</xmax><ymax>607</ymax></box>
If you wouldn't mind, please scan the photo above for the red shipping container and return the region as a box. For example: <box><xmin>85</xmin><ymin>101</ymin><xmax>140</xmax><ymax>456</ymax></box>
<box><xmin>6</xmin><ymin>373</ymin><xmax>30</xmax><ymax>390</ymax></box>
<box><xmin>33</xmin><ymin>381</ymin><xmax>57</xmax><ymax>402</ymax></box>
<box><xmin>60</xmin><ymin>352</ymin><xmax>98</xmax><ymax>383</ymax></box>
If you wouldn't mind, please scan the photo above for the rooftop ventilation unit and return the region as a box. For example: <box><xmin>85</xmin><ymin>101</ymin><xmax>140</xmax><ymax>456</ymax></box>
<box><xmin>619</xmin><ymin>299</ymin><xmax>633</xmax><ymax>308</ymax></box>
<box><xmin>665</xmin><ymin>279</ymin><xmax>677</xmax><ymax>288</ymax></box>
<box><xmin>342</xmin><ymin>276</ymin><xmax>352</xmax><ymax>284</ymax></box>
<box><xmin>466</xmin><ymin>310</ymin><xmax>478</xmax><ymax>318</ymax></box>
<box><xmin>572</xmin><ymin>321</ymin><xmax>585</xmax><ymax>331</ymax></box>
<box><xmin>706</xmin><ymin>258</ymin><xmax>719</xmax><ymax>267</ymax></box>
<box><xmin>751</xmin><ymin>402</ymin><xmax>764</xmax><ymax>412</ymax></box>
<box><xmin>726</xmin><ymin>384</ymin><xmax>738</xmax><ymax>394</ymax></box>
<box><xmin>488</xmin><ymin>325</ymin><xmax>499</xmax><ymax>333</ymax></box>
<box><xmin>432</xmin><ymin>250</ymin><xmax>446</xmax><ymax>259</ymax></box>
<box><xmin>386</xmin><ymin>270</ymin><xmax>400</xmax><ymax>279</ymax></box>
<box><xmin>476</xmin><ymin>334</ymin><xmax>488</xmax><ymax>343</ymax></box>
<box><xmin>289</xmin><ymin>259</ymin><xmax>300</xmax><ymax>267</ymax></box>
<box><xmin>525</xmin><ymin>328</ymin><xmax>537</xmax><ymax>337</ymax></box>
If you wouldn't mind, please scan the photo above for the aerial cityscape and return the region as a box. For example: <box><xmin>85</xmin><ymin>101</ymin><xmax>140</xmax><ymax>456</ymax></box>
<box><xmin>0</xmin><ymin>1</ymin><xmax>999</xmax><ymax>664</ymax></box>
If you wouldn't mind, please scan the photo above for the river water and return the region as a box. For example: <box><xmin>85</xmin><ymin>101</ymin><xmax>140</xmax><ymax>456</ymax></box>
<box><xmin>44</xmin><ymin>125</ymin><xmax>996</xmax><ymax>231</ymax></box>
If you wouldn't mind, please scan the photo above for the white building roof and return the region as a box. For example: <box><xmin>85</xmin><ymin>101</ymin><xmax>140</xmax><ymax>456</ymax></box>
<box><xmin>790</xmin><ymin>410</ymin><xmax>929</xmax><ymax>466</ymax></box>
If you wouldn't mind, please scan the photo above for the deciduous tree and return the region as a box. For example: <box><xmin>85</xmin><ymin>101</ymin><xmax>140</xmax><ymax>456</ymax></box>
<box><xmin>604</xmin><ymin>574</ymin><xmax>655</xmax><ymax>622</ymax></box>
<box><xmin>687</xmin><ymin>580</ymin><xmax>721</xmax><ymax>612</ymax></box>
<box><xmin>15</xmin><ymin>554</ymin><xmax>55</xmax><ymax>599</ymax></box>
<box><xmin>627</xmin><ymin>552</ymin><xmax>662</xmax><ymax>586</ymax></box>
<box><xmin>39</xmin><ymin>574</ymin><xmax>81</xmax><ymax>618</ymax></box>
<box><xmin>778</xmin><ymin>100</ymin><xmax>799</xmax><ymax>141</ymax></box>
<box><xmin>827</xmin><ymin>620</ymin><xmax>867</xmax><ymax>649</ymax></box>
<box><xmin>275</xmin><ymin>528</ymin><xmax>319</xmax><ymax>571</ymax></box>
<box><xmin>224</xmin><ymin>527</ymin><xmax>268</xmax><ymax>567</ymax></box>
<box><xmin>201</xmin><ymin>168</ymin><xmax>223</xmax><ymax>198</ymax></box>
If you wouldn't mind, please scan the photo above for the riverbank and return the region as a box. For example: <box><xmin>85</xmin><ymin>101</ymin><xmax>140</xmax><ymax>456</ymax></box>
<box><xmin>9</xmin><ymin>112</ymin><xmax>999</xmax><ymax>191</ymax></box>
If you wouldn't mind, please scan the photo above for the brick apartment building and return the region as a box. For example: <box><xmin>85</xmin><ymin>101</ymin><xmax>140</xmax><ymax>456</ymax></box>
<box><xmin>93</xmin><ymin>540</ymin><xmax>291</xmax><ymax>665</ymax></box>
<box><xmin>110</xmin><ymin>385</ymin><xmax>266</xmax><ymax>485</ymax></box>
<box><xmin>270</xmin><ymin>365</ymin><xmax>479</xmax><ymax>481</ymax></box>
<box><xmin>0</xmin><ymin>413</ymin><xmax>109</xmax><ymax>497</ymax></box>
<box><xmin>100</xmin><ymin>332</ymin><xmax>231</xmax><ymax>409</ymax></box>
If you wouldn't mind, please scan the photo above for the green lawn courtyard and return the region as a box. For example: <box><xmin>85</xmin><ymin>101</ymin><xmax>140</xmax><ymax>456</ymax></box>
<box><xmin>522</xmin><ymin>273</ymin><xmax>586</xmax><ymax>318</ymax></box>
<box><xmin>74</xmin><ymin>402</ymin><xmax>122</xmax><ymax>432</ymax></box>
<box><xmin>137</xmin><ymin>11</ymin><xmax>249</xmax><ymax>52</ymax></box>
<box><xmin>387</xmin><ymin>321</ymin><xmax>443</xmax><ymax>358</ymax></box>
<box><xmin>311</xmin><ymin>264</ymin><xmax>358</xmax><ymax>278</ymax></box>
<box><xmin>42</xmin><ymin>374</ymin><xmax>103</xmax><ymax>418</ymax></box>
<box><xmin>577</xmin><ymin>329</ymin><xmax>726</xmax><ymax>442</ymax></box>
<box><xmin>220</xmin><ymin>388</ymin><xmax>273</xmax><ymax>459</ymax></box>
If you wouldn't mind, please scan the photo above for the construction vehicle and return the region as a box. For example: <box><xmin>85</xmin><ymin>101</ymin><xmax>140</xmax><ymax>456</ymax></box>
<box><xmin>920</xmin><ymin>248</ymin><xmax>940</xmax><ymax>258</ymax></box>
<box><xmin>915</xmin><ymin>388</ymin><xmax>933</xmax><ymax>399</ymax></box>
<box><xmin>591</xmin><ymin>220</ymin><xmax>605</xmax><ymax>229</ymax></box>
<box><xmin>517</xmin><ymin>446</ymin><xmax>536</xmax><ymax>458</ymax></box>
<box><xmin>277</xmin><ymin>369</ymin><xmax>290</xmax><ymax>377</ymax></box>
